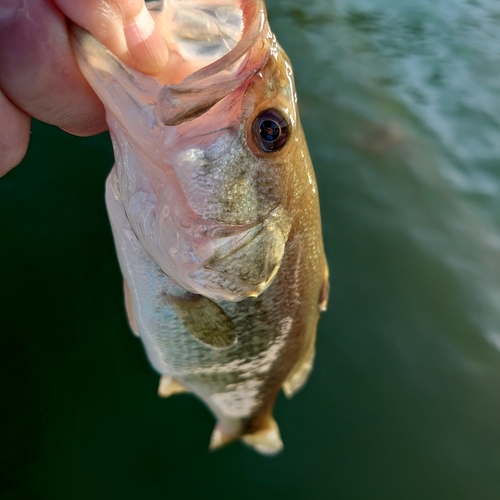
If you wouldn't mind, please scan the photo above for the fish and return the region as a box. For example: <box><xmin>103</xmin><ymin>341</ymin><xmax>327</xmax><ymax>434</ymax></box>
<box><xmin>71</xmin><ymin>0</ymin><xmax>328</xmax><ymax>455</ymax></box>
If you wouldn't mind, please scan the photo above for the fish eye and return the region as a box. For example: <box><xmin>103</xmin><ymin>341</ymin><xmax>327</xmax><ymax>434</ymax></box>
<box><xmin>252</xmin><ymin>109</ymin><xmax>290</xmax><ymax>153</ymax></box>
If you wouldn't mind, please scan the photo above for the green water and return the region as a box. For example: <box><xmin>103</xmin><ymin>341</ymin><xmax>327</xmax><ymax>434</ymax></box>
<box><xmin>2</xmin><ymin>0</ymin><xmax>500</xmax><ymax>498</ymax></box>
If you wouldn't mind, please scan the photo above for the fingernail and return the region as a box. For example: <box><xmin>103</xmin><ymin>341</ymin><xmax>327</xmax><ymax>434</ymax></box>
<box><xmin>124</xmin><ymin>4</ymin><xmax>154</xmax><ymax>48</ymax></box>
<box><xmin>124</xmin><ymin>4</ymin><xmax>168</xmax><ymax>74</ymax></box>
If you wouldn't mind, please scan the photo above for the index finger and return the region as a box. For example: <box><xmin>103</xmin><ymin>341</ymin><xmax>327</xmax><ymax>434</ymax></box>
<box><xmin>0</xmin><ymin>0</ymin><xmax>107</xmax><ymax>137</ymax></box>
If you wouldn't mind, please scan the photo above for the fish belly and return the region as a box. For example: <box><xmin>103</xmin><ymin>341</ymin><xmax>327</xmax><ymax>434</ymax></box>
<box><xmin>105</xmin><ymin>168</ymin><xmax>313</xmax><ymax>447</ymax></box>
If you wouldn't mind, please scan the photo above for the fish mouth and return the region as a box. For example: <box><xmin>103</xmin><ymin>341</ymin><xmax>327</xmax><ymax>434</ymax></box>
<box><xmin>189</xmin><ymin>207</ymin><xmax>292</xmax><ymax>301</ymax></box>
<box><xmin>155</xmin><ymin>0</ymin><xmax>268</xmax><ymax>126</ymax></box>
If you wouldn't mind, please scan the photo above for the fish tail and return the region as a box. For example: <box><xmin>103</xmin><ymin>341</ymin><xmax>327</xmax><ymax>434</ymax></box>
<box><xmin>209</xmin><ymin>415</ymin><xmax>283</xmax><ymax>456</ymax></box>
<box><xmin>241</xmin><ymin>416</ymin><xmax>283</xmax><ymax>455</ymax></box>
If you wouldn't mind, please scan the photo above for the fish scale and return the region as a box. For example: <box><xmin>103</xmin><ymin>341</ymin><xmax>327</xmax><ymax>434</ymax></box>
<box><xmin>72</xmin><ymin>0</ymin><xmax>328</xmax><ymax>454</ymax></box>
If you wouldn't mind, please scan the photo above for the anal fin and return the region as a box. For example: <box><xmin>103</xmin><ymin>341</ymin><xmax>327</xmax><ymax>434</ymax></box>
<box><xmin>158</xmin><ymin>375</ymin><xmax>190</xmax><ymax>398</ymax></box>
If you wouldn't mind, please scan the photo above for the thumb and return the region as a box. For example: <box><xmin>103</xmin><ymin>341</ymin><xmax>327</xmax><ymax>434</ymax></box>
<box><xmin>54</xmin><ymin>0</ymin><xmax>169</xmax><ymax>75</ymax></box>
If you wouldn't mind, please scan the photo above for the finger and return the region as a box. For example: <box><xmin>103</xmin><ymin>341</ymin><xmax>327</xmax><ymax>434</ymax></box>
<box><xmin>54</xmin><ymin>0</ymin><xmax>169</xmax><ymax>75</ymax></box>
<box><xmin>0</xmin><ymin>90</ymin><xmax>31</xmax><ymax>177</ymax></box>
<box><xmin>0</xmin><ymin>0</ymin><xmax>107</xmax><ymax>136</ymax></box>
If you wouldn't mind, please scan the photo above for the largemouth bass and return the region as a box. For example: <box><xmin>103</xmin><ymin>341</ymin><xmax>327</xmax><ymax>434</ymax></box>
<box><xmin>72</xmin><ymin>0</ymin><xmax>328</xmax><ymax>454</ymax></box>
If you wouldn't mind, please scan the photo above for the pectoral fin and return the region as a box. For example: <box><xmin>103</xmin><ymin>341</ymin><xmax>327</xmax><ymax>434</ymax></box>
<box><xmin>166</xmin><ymin>293</ymin><xmax>237</xmax><ymax>349</ymax></box>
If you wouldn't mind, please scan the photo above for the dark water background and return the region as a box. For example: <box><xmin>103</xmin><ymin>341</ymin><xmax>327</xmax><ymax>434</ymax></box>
<box><xmin>2</xmin><ymin>0</ymin><xmax>500</xmax><ymax>498</ymax></box>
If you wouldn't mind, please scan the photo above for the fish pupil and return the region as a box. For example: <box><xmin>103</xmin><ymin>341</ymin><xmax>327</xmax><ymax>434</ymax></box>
<box><xmin>253</xmin><ymin>109</ymin><xmax>289</xmax><ymax>152</ymax></box>
<box><xmin>260</xmin><ymin>120</ymin><xmax>281</xmax><ymax>142</ymax></box>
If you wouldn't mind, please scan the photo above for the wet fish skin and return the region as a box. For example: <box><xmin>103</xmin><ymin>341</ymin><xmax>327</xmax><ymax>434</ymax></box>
<box><xmin>72</xmin><ymin>0</ymin><xmax>328</xmax><ymax>454</ymax></box>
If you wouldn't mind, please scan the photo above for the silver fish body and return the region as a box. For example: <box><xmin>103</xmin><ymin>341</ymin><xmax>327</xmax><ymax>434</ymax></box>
<box><xmin>72</xmin><ymin>0</ymin><xmax>328</xmax><ymax>454</ymax></box>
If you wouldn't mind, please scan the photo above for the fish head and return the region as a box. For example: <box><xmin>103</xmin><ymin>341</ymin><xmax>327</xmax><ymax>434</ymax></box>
<box><xmin>72</xmin><ymin>1</ymin><xmax>311</xmax><ymax>302</ymax></box>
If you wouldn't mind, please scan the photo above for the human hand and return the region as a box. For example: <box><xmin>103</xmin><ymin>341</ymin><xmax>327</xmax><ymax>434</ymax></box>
<box><xmin>0</xmin><ymin>0</ymin><xmax>169</xmax><ymax>176</ymax></box>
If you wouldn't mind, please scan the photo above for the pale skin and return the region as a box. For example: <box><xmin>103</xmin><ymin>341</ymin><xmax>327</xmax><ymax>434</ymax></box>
<box><xmin>0</xmin><ymin>0</ymin><xmax>169</xmax><ymax>176</ymax></box>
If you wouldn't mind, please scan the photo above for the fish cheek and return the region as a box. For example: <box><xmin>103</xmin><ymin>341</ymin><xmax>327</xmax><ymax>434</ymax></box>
<box><xmin>254</xmin><ymin>155</ymin><xmax>291</xmax><ymax>208</ymax></box>
<box><xmin>178</xmin><ymin>133</ymin><xmax>268</xmax><ymax>224</ymax></box>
